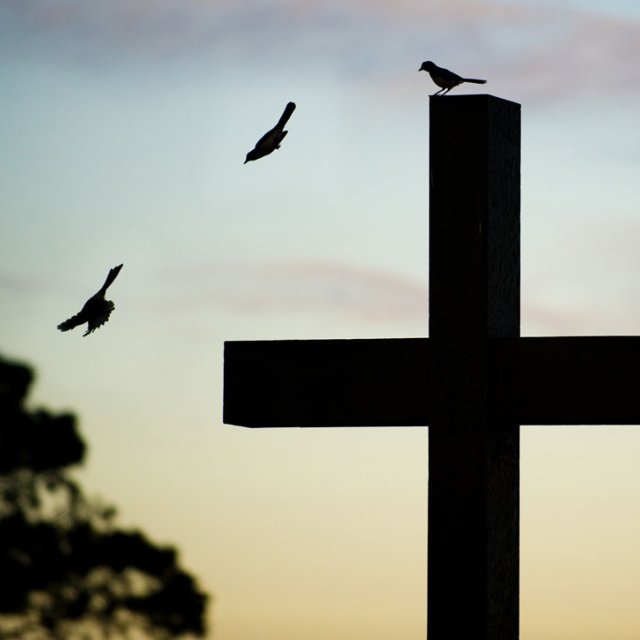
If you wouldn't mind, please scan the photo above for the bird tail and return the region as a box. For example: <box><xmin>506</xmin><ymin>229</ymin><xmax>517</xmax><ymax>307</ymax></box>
<box><xmin>100</xmin><ymin>264</ymin><xmax>123</xmax><ymax>294</ymax></box>
<box><xmin>276</xmin><ymin>102</ymin><xmax>296</xmax><ymax>130</ymax></box>
<box><xmin>463</xmin><ymin>78</ymin><xmax>486</xmax><ymax>84</ymax></box>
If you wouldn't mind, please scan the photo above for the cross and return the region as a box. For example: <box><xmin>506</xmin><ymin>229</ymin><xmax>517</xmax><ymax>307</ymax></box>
<box><xmin>222</xmin><ymin>95</ymin><xmax>640</xmax><ymax>639</ymax></box>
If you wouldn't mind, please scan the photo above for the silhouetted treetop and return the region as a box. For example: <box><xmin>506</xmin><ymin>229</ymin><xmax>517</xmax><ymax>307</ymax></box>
<box><xmin>0</xmin><ymin>353</ymin><xmax>209</xmax><ymax>639</ymax></box>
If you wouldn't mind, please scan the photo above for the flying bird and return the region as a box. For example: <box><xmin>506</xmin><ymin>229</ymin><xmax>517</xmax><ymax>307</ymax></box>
<box><xmin>57</xmin><ymin>264</ymin><xmax>123</xmax><ymax>337</ymax></box>
<box><xmin>244</xmin><ymin>101</ymin><xmax>296</xmax><ymax>164</ymax></box>
<box><xmin>419</xmin><ymin>61</ymin><xmax>486</xmax><ymax>96</ymax></box>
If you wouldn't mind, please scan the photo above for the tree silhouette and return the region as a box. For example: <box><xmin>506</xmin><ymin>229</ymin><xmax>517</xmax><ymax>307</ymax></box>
<box><xmin>0</xmin><ymin>354</ymin><xmax>209</xmax><ymax>639</ymax></box>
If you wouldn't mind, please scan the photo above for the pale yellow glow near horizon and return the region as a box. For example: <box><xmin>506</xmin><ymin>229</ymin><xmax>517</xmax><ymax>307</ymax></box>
<box><xmin>69</xmin><ymin>347</ymin><xmax>640</xmax><ymax>640</ymax></box>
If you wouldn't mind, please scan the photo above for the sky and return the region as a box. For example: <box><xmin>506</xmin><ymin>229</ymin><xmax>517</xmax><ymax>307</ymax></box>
<box><xmin>2</xmin><ymin>0</ymin><xmax>640</xmax><ymax>638</ymax></box>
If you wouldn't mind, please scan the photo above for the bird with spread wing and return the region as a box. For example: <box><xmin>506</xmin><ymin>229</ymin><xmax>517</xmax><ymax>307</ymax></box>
<box><xmin>57</xmin><ymin>264</ymin><xmax>123</xmax><ymax>337</ymax></box>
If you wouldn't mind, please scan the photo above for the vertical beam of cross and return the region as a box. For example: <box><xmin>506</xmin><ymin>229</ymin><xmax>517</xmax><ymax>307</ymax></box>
<box><xmin>427</xmin><ymin>95</ymin><xmax>521</xmax><ymax>639</ymax></box>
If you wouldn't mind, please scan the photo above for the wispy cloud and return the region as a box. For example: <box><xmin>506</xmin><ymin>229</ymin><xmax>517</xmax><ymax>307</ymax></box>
<box><xmin>151</xmin><ymin>261</ymin><xmax>428</xmax><ymax>323</ymax></box>
<box><xmin>2</xmin><ymin>254</ymin><xmax>637</xmax><ymax>334</ymax></box>
<box><xmin>3</xmin><ymin>0</ymin><xmax>640</xmax><ymax>102</ymax></box>
<box><xmin>146</xmin><ymin>253</ymin><xmax>640</xmax><ymax>335</ymax></box>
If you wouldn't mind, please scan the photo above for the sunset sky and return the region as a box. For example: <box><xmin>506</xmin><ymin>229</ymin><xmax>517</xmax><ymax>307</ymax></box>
<box><xmin>2</xmin><ymin>0</ymin><xmax>640</xmax><ymax>638</ymax></box>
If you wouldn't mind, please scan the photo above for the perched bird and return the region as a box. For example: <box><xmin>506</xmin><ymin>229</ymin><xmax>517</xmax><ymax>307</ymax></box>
<box><xmin>57</xmin><ymin>264</ymin><xmax>123</xmax><ymax>337</ymax></box>
<box><xmin>419</xmin><ymin>61</ymin><xmax>486</xmax><ymax>96</ymax></box>
<box><xmin>244</xmin><ymin>102</ymin><xmax>296</xmax><ymax>164</ymax></box>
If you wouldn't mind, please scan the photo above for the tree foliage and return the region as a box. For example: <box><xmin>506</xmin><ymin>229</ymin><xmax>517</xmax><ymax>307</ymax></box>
<box><xmin>0</xmin><ymin>355</ymin><xmax>209</xmax><ymax>639</ymax></box>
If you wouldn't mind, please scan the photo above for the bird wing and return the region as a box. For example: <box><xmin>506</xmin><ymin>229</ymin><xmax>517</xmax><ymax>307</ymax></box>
<box><xmin>57</xmin><ymin>311</ymin><xmax>87</xmax><ymax>332</ymax></box>
<box><xmin>439</xmin><ymin>68</ymin><xmax>464</xmax><ymax>84</ymax></box>
<box><xmin>254</xmin><ymin>127</ymin><xmax>281</xmax><ymax>150</ymax></box>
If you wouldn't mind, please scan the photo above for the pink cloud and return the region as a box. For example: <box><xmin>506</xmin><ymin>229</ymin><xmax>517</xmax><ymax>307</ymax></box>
<box><xmin>146</xmin><ymin>256</ymin><xmax>640</xmax><ymax>335</ymax></box>
<box><xmin>5</xmin><ymin>0</ymin><xmax>640</xmax><ymax>102</ymax></box>
<box><xmin>152</xmin><ymin>261</ymin><xmax>428</xmax><ymax>323</ymax></box>
<box><xmin>502</xmin><ymin>11</ymin><xmax>640</xmax><ymax>100</ymax></box>
<box><xmin>3</xmin><ymin>254</ymin><xmax>636</xmax><ymax>335</ymax></box>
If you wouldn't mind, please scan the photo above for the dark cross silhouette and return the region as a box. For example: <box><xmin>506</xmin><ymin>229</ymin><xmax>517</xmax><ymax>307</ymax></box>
<box><xmin>223</xmin><ymin>95</ymin><xmax>640</xmax><ymax>639</ymax></box>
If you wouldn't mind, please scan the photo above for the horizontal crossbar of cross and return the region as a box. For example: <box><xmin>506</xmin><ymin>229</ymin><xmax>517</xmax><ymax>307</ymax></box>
<box><xmin>224</xmin><ymin>336</ymin><xmax>640</xmax><ymax>428</ymax></box>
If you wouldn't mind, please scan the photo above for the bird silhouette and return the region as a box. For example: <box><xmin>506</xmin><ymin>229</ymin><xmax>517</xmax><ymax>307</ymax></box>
<box><xmin>419</xmin><ymin>61</ymin><xmax>486</xmax><ymax>96</ymax></box>
<box><xmin>57</xmin><ymin>264</ymin><xmax>123</xmax><ymax>336</ymax></box>
<box><xmin>244</xmin><ymin>102</ymin><xmax>296</xmax><ymax>164</ymax></box>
